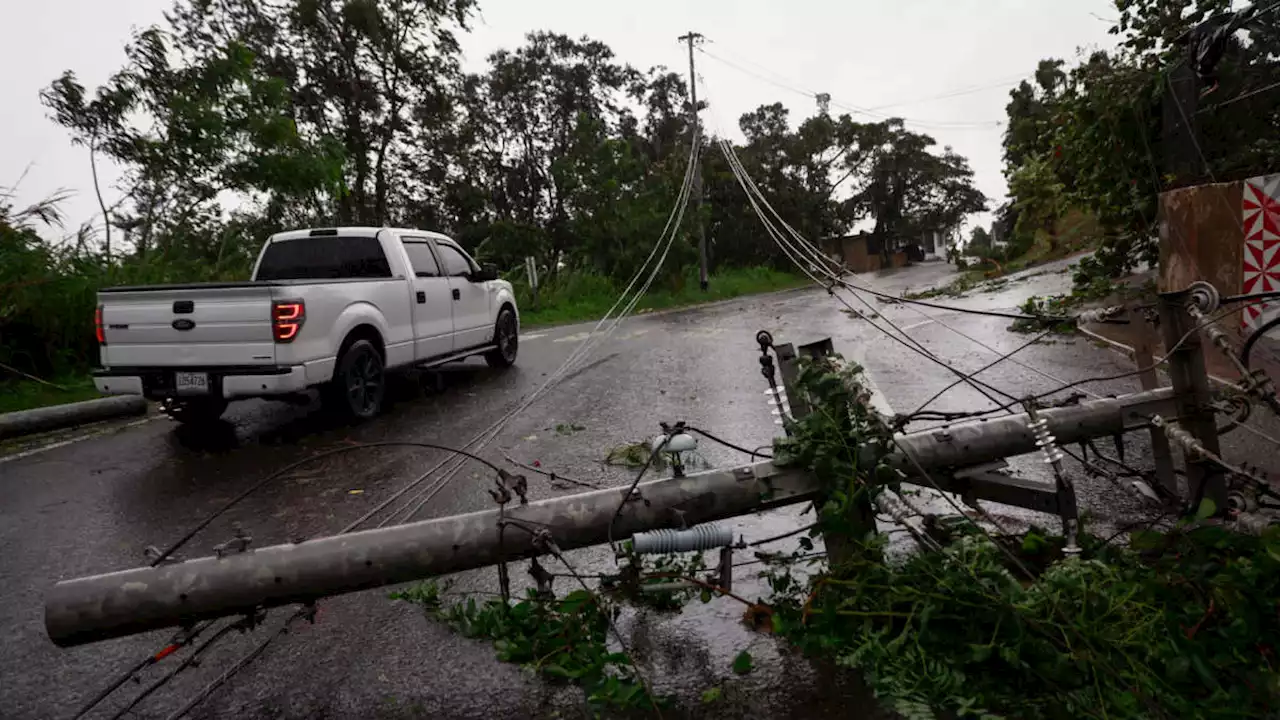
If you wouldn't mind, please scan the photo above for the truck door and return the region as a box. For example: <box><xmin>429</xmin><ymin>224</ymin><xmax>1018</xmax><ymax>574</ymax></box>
<box><xmin>400</xmin><ymin>238</ymin><xmax>454</xmax><ymax>360</ymax></box>
<box><xmin>433</xmin><ymin>240</ymin><xmax>492</xmax><ymax>351</ymax></box>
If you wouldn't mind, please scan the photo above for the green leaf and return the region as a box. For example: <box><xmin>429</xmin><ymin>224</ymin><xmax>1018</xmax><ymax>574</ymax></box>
<box><xmin>1129</xmin><ymin>529</ymin><xmax>1165</xmax><ymax>550</ymax></box>
<box><xmin>700</xmin><ymin>687</ymin><xmax>722</xmax><ymax>704</ymax></box>
<box><xmin>1195</xmin><ymin>498</ymin><xmax>1217</xmax><ymax>521</ymax></box>
<box><xmin>1264</xmin><ymin>536</ymin><xmax>1280</xmax><ymax>564</ymax></box>
<box><xmin>731</xmin><ymin>650</ymin><xmax>753</xmax><ymax>675</ymax></box>
<box><xmin>1189</xmin><ymin>652</ymin><xmax>1217</xmax><ymax>688</ymax></box>
<box><xmin>543</xmin><ymin>664</ymin><xmax>581</xmax><ymax>679</ymax></box>
<box><xmin>1165</xmin><ymin>655</ymin><xmax>1190</xmax><ymax>681</ymax></box>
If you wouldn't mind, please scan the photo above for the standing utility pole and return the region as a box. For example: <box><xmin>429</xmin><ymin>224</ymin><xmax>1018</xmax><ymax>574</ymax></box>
<box><xmin>679</xmin><ymin>31</ymin><xmax>708</xmax><ymax>291</ymax></box>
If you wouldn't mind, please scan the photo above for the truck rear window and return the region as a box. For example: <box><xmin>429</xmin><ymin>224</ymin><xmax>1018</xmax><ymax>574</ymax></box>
<box><xmin>256</xmin><ymin>236</ymin><xmax>392</xmax><ymax>280</ymax></box>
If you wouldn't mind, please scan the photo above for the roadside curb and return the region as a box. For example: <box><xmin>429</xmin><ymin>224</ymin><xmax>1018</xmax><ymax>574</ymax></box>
<box><xmin>1076</xmin><ymin>325</ymin><xmax>1237</xmax><ymax>389</ymax></box>
<box><xmin>0</xmin><ymin>396</ymin><xmax>149</xmax><ymax>440</ymax></box>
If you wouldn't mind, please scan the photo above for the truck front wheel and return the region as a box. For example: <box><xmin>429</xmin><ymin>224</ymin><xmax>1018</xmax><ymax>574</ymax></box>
<box><xmin>484</xmin><ymin>307</ymin><xmax>519</xmax><ymax>369</ymax></box>
<box><xmin>326</xmin><ymin>338</ymin><xmax>385</xmax><ymax>421</ymax></box>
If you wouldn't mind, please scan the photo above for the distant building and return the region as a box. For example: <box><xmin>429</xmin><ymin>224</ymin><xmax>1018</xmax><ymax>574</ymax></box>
<box><xmin>920</xmin><ymin>227</ymin><xmax>957</xmax><ymax>259</ymax></box>
<box><xmin>820</xmin><ymin>231</ymin><xmax>881</xmax><ymax>273</ymax></box>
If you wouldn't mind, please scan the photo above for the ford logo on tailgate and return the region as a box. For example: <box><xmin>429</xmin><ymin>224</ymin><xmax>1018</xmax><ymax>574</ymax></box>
<box><xmin>172</xmin><ymin>319</ymin><xmax>196</xmax><ymax>331</ymax></box>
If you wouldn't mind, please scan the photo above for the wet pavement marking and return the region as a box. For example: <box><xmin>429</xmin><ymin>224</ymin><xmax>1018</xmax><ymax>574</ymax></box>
<box><xmin>900</xmin><ymin>319</ymin><xmax>937</xmax><ymax>332</ymax></box>
<box><xmin>0</xmin><ymin>416</ymin><xmax>159</xmax><ymax>465</ymax></box>
<box><xmin>519</xmin><ymin>332</ymin><xmax>548</xmax><ymax>341</ymax></box>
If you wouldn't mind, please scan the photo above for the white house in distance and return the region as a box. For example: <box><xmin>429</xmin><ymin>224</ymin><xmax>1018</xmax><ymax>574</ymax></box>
<box><xmin>920</xmin><ymin>227</ymin><xmax>957</xmax><ymax>259</ymax></box>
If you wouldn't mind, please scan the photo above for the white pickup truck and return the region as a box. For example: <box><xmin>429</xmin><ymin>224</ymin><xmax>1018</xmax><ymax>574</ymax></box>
<box><xmin>92</xmin><ymin>227</ymin><xmax>519</xmax><ymax>423</ymax></box>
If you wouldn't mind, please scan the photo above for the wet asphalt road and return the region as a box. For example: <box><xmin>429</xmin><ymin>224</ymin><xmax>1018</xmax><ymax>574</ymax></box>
<box><xmin>3</xmin><ymin>258</ymin><xmax>1276</xmax><ymax>719</ymax></box>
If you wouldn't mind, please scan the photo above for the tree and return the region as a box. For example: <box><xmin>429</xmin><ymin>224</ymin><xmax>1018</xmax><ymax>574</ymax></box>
<box><xmin>25</xmin><ymin>2</ymin><xmax>993</xmax><ymax>380</ymax></box>
<box><xmin>966</xmin><ymin>225</ymin><xmax>993</xmax><ymax>257</ymax></box>
<box><xmin>1002</xmin><ymin>0</ymin><xmax>1280</xmax><ymax>281</ymax></box>
<box><xmin>846</xmin><ymin>120</ymin><xmax>987</xmax><ymax>261</ymax></box>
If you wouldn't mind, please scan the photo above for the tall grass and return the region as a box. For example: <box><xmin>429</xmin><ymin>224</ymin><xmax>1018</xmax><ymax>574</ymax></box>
<box><xmin>512</xmin><ymin>265</ymin><xmax>808</xmax><ymax>327</ymax></box>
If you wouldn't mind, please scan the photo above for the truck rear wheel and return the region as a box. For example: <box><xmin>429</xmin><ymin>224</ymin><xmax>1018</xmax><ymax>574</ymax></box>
<box><xmin>326</xmin><ymin>338</ymin><xmax>385</xmax><ymax>421</ymax></box>
<box><xmin>164</xmin><ymin>397</ymin><xmax>228</xmax><ymax>425</ymax></box>
<box><xmin>484</xmin><ymin>307</ymin><xmax>519</xmax><ymax>369</ymax></box>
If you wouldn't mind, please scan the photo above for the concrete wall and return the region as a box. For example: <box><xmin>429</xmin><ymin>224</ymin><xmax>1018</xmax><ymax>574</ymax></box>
<box><xmin>841</xmin><ymin>236</ymin><xmax>878</xmax><ymax>273</ymax></box>
<box><xmin>1159</xmin><ymin>179</ymin><xmax>1243</xmax><ymax>294</ymax></box>
<box><xmin>821</xmin><ymin>234</ymin><xmax>880</xmax><ymax>273</ymax></box>
<box><xmin>1160</xmin><ymin>173</ymin><xmax>1279</xmax><ymax>338</ymax></box>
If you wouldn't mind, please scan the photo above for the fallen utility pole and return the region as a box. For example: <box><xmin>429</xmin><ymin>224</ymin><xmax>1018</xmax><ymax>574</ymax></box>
<box><xmin>46</xmin><ymin>387</ymin><xmax>1176</xmax><ymax>648</ymax></box>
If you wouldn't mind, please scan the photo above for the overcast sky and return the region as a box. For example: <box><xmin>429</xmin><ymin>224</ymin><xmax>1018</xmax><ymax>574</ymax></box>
<box><xmin>2</xmin><ymin>0</ymin><xmax>1121</xmax><ymax>238</ymax></box>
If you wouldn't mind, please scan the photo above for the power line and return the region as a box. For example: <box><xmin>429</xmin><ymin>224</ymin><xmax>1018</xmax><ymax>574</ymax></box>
<box><xmin>696</xmin><ymin>46</ymin><xmax>1004</xmax><ymax>130</ymax></box>
<box><xmin>82</xmin><ymin>140</ymin><xmax>698</xmax><ymax>712</ymax></box>
<box><xmin>907</xmin><ymin>329</ymin><xmax>1057</xmax><ymax>418</ymax></box>
<box><xmin>1198</xmin><ymin>78</ymin><xmax>1280</xmax><ymax>112</ymax></box>
<box><xmin>714</xmin><ymin>130</ymin><xmax>1024</xmax><ymax>410</ymax></box>
<box><xmin>148</xmin><ymin>442</ymin><xmax>504</xmax><ymax>567</ymax></box>
<box><xmin>685</xmin><ymin>426</ymin><xmax>773</xmax><ymax>459</ymax></box>
<box><xmin>699</xmin><ymin>74</ymin><xmax>1088</xmax><ymax>327</ymax></box>
<box><xmin>338</xmin><ymin>121</ymin><xmax>702</xmax><ymax>533</ymax></box>
<box><xmin>105</xmin><ymin>620</ymin><xmax>244</xmax><ymax>720</ymax></box>
<box><xmin>956</xmin><ymin>300</ymin><xmax>1274</xmax><ymax>420</ymax></box>
<box><xmin>71</xmin><ymin>622</ymin><xmax>217</xmax><ymax>719</ymax></box>
<box><xmin>716</xmin><ymin>64</ymin><xmax>1273</xmax><ymax>425</ymax></box>
<box><xmin>865</xmin><ymin>72</ymin><xmax>1033</xmax><ymax>111</ymax></box>
<box><xmin>606</xmin><ymin>435</ymin><xmax>670</xmax><ymax>554</ymax></box>
<box><xmin>163</xmin><ymin>607</ymin><xmax>312</xmax><ymax>720</ymax></box>
<box><xmin>705</xmin><ymin>96</ymin><xmax>1090</xmax><ymax>416</ymax></box>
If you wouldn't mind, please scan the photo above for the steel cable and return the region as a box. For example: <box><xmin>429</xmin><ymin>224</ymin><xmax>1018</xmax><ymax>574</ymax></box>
<box><xmin>352</xmin><ymin>123</ymin><xmax>702</xmax><ymax>531</ymax></box>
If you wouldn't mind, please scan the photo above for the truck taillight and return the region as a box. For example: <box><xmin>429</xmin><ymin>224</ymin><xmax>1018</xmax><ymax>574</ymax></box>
<box><xmin>95</xmin><ymin>305</ymin><xmax>106</xmax><ymax>345</ymax></box>
<box><xmin>272</xmin><ymin>300</ymin><xmax>305</xmax><ymax>343</ymax></box>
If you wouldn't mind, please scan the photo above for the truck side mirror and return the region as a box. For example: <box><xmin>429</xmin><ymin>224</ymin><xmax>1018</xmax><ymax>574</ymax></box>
<box><xmin>469</xmin><ymin>264</ymin><xmax>500</xmax><ymax>282</ymax></box>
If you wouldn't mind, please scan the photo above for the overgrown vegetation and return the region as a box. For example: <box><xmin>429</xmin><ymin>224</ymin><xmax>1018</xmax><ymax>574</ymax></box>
<box><xmin>390</xmin><ymin>581</ymin><xmax>660</xmax><ymax>712</ymax></box>
<box><xmin>767</xmin><ymin>356</ymin><xmax>1280</xmax><ymax>718</ymax></box>
<box><xmin>398</xmin><ymin>355</ymin><xmax>1280</xmax><ymax>718</ymax></box>
<box><xmin>514</xmin><ymin>266</ymin><xmax>808</xmax><ymax>328</ymax></box>
<box><xmin>769</xmin><ymin>518</ymin><xmax>1280</xmax><ymax>719</ymax></box>
<box><xmin>998</xmin><ymin>0</ymin><xmax>1280</xmax><ymax>287</ymax></box>
<box><xmin>392</xmin><ymin>550</ymin><xmax>715</xmax><ymax>712</ymax></box>
<box><xmin>0</xmin><ymin>374</ymin><xmax>100</xmax><ymax>415</ymax></box>
<box><xmin>1010</xmin><ymin>275</ymin><xmax>1152</xmax><ymax>334</ymax></box>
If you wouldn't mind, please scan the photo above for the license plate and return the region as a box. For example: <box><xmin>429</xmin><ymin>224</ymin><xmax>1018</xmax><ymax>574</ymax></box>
<box><xmin>174</xmin><ymin>371</ymin><xmax>209</xmax><ymax>395</ymax></box>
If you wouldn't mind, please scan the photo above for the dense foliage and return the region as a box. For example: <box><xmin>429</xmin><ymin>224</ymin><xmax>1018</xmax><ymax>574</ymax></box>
<box><xmin>769</xmin><ymin>356</ymin><xmax>1280</xmax><ymax>719</ymax></box>
<box><xmin>1000</xmin><ymin>0</ymin><xmax>1280</xmax><ymax>281</ymax></box>
<box><xmin>4</xmin><ymin>0</ymin><xmax>985</xmax><ymax>382</ymax></box>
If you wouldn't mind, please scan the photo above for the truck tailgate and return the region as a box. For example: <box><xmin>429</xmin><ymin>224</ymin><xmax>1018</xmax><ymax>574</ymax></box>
<box><xmin>99</xmin><ymin>283</ymin><xmax>278</xmax><ymax>368</ymax></box>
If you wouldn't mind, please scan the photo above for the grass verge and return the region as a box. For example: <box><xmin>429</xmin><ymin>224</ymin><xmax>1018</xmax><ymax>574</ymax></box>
<box><xmin>516</xmin><ymin>266</ymin><xmax>810</xmax><ymax>328</ymax></box>
<box><xmin>0</xmin><ymin>375</ymin><xmax>100</xmax><ymax>414</ymax></box>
